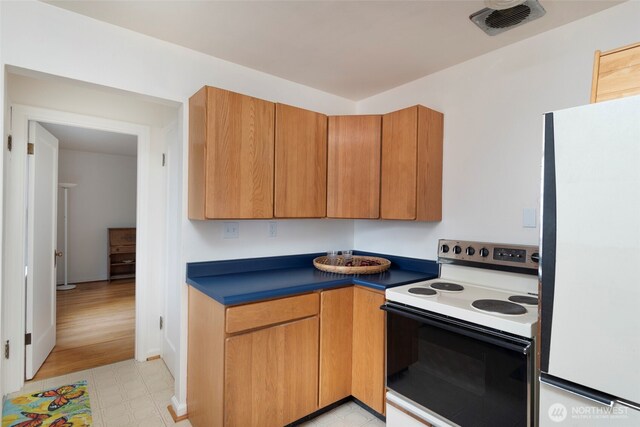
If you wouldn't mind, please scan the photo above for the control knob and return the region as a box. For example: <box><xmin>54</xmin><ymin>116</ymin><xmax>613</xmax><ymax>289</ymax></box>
<box><xmin>479</xmin><ymin>248</ymin><xmax>489</xmax><ymax>257</ymax></box>
<box><xmin>465</xmin><ymin>246</ymin><xmax>475</xmax><ymax>256</ymax></box>
<box><xmin>440</xmin><ymin>244</ymin><xmax>449</xmax><ymax>253</ymax></box>
<box><xmin>453</xmin><ymin>245</ymin><xmax>462</xmax><ymax>254</ymax></box>
<box><xmin>531</xmin><ymin>252</ymin><xmax>540</xmax><ymax>263</ymax></box>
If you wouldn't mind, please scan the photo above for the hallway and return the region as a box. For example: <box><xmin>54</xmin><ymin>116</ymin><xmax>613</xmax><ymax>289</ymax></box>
<box><xmin>33</xmin><ymin>280</ymin><xmax>135</xmax><ymax>381</ymax></box>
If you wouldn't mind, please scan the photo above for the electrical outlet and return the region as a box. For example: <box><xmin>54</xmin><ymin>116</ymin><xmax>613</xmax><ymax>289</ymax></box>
<box><xmin>523</xmin><ymin>208</ymin><xmax>537</xmax><ymax>228</ymax></box>
<box><xmin>268</xmin><ymin>221</ymin><xmax>277</xmax><ymax>238</ymax></box>
<box><xmin>223</xmin><ymin>222</ymin><xmax>239</xmax><ymax>239</ymax></box>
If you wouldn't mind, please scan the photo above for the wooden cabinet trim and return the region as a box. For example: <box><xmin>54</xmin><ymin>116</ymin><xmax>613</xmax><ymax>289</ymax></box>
<box><xmin>225</xmin><ymin>292</ymin><xmax>319</xmax><ymax>334</ymax></box>
<box><xmin>187</xmin><ymin>287</ymin><xmax>226</xmax><ymax>427</ymax></box>
<box><xmin>188</xmin><ymin>87</ymin><xmax>207</xmax><ymax>220</ymax></box>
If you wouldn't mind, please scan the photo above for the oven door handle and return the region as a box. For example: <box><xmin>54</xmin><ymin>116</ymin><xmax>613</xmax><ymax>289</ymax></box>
<box><xmin>381</xmin><ymin>303</ymin><xmax>532</xmax><ymax>355</ymax></box>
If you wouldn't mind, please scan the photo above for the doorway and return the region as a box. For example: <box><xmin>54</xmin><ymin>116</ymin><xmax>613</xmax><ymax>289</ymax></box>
<box><xmin>27</xmin><ymin>122</ymin><xmax>139</xmax><ymax>381</ymax></box>
<box><xmin>2</xmin><ymin>104</ymin><xmax>154</xmax><ymax>394</ymax></box>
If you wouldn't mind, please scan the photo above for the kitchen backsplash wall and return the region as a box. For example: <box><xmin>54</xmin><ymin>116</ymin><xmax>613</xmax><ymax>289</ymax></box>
<box><xmin>353</xmin><ymin>0</ymin><xmax>640</xmax><ymax>260</ymax></box>
<box><xmin>185</xmin><ymin>219</ymin><xmax>354</xmax><ymax>262</ymax></box>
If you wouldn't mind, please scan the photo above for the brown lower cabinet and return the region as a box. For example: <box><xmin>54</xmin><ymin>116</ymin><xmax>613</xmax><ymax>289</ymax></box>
<box><xmin>187</xmin><ymin>285</ymin><xmax>386</xmax><ymax>427</ymax></box>
<box><xmin>319</xmin><ymin>287</ymin><xmax>353</xmax><ymax>407</ymax></box>
<box><xmin>225</xmin><ymin>316</ymin><xmax>319</xmax><ymax>426</ymax></box>
<box><xmin>351</xmin><ymin>286</ymin><xmax>386</xmax><ymax>414</ymax></box>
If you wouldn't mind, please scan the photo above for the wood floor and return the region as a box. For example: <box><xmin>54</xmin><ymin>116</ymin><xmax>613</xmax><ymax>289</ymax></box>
<box><xmin>32</xmin><ymin>279</ymin><xmax>135</xmax><ymax>381</ymax></box>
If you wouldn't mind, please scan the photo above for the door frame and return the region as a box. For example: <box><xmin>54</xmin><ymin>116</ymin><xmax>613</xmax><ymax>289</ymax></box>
<box><xmin>2</xmin><ymin>104</ymin><xmax>151</xmax><ymax>393</ymax></box>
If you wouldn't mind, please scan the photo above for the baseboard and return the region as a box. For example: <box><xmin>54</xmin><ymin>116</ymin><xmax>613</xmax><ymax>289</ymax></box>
<box><xmin>56</xmin><ymin>276</ymin><xmax>108</xmax><ymax>286</ymax></box>
<box><xmin>146</xmin><ymin>355</ymin><xmax>161</xmax><ymax>361</ymax></box>
<box><xmin>170</xmin><ymin>396</ymin><xmax>188</xmax><ymax>420</ymax></box>
<box><xmin>167</xmin><ymin>405</ymin><xmax>188</xmax><ymax>422</ymax></box>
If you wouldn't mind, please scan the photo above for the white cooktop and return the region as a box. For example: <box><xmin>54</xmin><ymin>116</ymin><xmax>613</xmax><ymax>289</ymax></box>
<box><xmin>386</xmin><ymin>272</ymin><xmax>539</xmax><ymax>338</ymax></box>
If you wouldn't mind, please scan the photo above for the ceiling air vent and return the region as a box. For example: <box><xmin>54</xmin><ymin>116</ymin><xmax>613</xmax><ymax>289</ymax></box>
<box><xmin>470</xmin><ymin>0</ymin><xmax>546</xmax><ymax>36</ymax></box>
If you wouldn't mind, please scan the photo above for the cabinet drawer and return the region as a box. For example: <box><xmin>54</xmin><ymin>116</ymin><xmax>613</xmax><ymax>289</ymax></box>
<box><xmin>109</xmin><ymin>227</ymin><xmax>136</xmax><ymax>245</ymax></box>
<box><xmin>226</xmin><ymin>293</ymin><xmax>319</xmax><ymax>334</ymax></box>
<box><xmin>111</xmin><ymin>245</ymin><xmax>135</xmax><ymax>254</ymax></box>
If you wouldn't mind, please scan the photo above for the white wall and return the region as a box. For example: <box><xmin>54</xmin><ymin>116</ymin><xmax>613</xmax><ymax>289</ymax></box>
<box><xmin>0</xmin><ymin>0</ymin><xmax>355</xmax><ymax>408</ymax></box>
<box><xmin>354</xmin><ymin>0</ymin><xmax>640</xmax><ymax>260</ymax></box>
<box><xmin>56</xmin><ymin>149</ymin><xmax>137</xmax><ymax>284</ymax></box>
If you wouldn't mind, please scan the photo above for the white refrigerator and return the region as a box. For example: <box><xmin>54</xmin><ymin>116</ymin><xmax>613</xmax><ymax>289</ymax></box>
<box><xmin>539</xmin><ymin>95</ymin><xmax>640</xmax><ymax>426</ymax></box>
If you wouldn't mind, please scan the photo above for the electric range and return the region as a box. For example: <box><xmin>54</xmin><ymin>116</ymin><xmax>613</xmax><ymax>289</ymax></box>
<box><xmin>384</xmin><ymin>239</ymin><xmax>540</xmax><ymax>427</ymax></box>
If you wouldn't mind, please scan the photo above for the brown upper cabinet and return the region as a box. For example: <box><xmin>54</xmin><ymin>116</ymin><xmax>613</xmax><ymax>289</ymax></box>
<box><xmin>274</xmin><ymin>104</ymin><xmax>328</xmax><ymax>218</ymax></box>
<box><xmin>327</xmin><ymin>115</ymin><xmax>382</xmax><ymax>219</ymax></box>
<box><xmin>381</xmin><ymin>105</ymin><xmax>443</xmax><ymax>221</ymax></box>
<box><xmin>591</xmin><ymin>42</ymin><xmax>640</xmax><ymax>103</ymax></box>
<box><xmin>188</xmin><ymin>86</ymin><xmax>443</xmax><ymax>221</ymax></box>
<box><xmin>189</xmin><ymin>86</ymin><xmax>275</xmax><ymax>219</ymax></box>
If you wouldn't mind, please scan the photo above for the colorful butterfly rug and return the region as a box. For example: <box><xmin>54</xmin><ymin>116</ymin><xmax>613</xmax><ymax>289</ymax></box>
<box><xmin>1</xmin><ymin>380</ymin><xmax>92</xmax><ymax>427</ymax></box>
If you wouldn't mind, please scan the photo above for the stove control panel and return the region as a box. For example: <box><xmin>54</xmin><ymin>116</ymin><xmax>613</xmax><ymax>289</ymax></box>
<box><xmin>438</xmin><ymin>239</ymin><xmax>539</xmax><ymax>274</ymax></box>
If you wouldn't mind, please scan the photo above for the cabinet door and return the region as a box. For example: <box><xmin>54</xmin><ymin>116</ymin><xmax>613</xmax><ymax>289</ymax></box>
<box><xmin>275</xmin><ymin>104</ymin><xmax>327</xmax><ymax>218</ymax></box>
<box><xmin>327</xmin><ymin>115</ymin><xmax>381</xmax><ymax>219</ymax></box>
<box><xmin>415</xmin><ymin>106</ymin><xmax>443</xmax><ymax>221</ymax></box>
<box><xmin>381</xmin><ymin>105</ymin><xmax>443</xmax><ymax>221</ymax></box>
<box><xmin>381</xmin><ymin>106</ymin><xmax>418</xmax><ymax>220</ymax></box>
<box><xmin>282</xmin><ymin>316</ymin><xmax>319</xmax><ymax>424</ymax></box>
<box><xmin>319</xmin><ymin>287</ymin><xmax>353</xmax><ymax>407</ymax></box>
<box><xmin>225</xmin><ymin>316</ymin><xmax>318</xmax><ymax>427</ymax></box>
<box><xmin>205</xmin><ymin>87</ymin><xmax>275</xmax><ymax>219</ymax></box>
<box><xmin>352</xmin><ymin>286</ymin><xmax>386</xmax><ymax>414</ymax></box>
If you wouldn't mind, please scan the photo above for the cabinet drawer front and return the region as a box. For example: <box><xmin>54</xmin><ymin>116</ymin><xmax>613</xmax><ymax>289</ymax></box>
<box><xmin>111</xmin><ymin>245</ymin><xmax>135</xmax><ymax>254</ymax></box>
<box><xmin>226</xmin><ymin>293</ymin><xmax>319</xmax><ymax>334</ymax></box>
<box><xmin>109</xmin><ymin>228</ymin><xmax>136</xmax><ymax>246</ymax></box>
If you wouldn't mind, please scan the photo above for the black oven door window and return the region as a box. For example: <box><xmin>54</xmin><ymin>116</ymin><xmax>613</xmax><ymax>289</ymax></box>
<box><xmin>386</xmin><ymin>306</ymin><xmax>531</xmax><ymax>427</ymax></box>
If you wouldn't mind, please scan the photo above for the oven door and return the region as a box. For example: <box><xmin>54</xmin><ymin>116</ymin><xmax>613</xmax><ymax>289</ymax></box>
<box><xmin>383</xmin><ymin>302</ymin><xmax>534</xmax><ymax>427</ymax></box>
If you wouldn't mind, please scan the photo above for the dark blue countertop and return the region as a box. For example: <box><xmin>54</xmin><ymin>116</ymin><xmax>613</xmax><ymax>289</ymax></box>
<box><xmin>186</xmin><ymin>252</ymin><xmax>439</xmax><ymax>305</ymax></box>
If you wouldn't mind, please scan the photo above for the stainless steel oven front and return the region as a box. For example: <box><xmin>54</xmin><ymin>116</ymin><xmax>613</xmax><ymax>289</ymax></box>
<box><xmin>383</xmin><ymin>302</ymin><xmax>536</xmax><ymax>427</ymax></box>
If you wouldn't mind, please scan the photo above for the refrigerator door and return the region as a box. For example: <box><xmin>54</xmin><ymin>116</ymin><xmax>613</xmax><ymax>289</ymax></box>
<box><xmin>540</xmin><ymin>95</ymin><xmax>640</xmax><ymax>405</ymax></box>
<box><xmin>540</xmin><ymin>382</ymin><xmax>640</xmax><ymax>426</ymax></box>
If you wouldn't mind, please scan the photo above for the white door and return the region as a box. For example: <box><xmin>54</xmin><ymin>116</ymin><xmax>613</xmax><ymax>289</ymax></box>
<box><xmin>25</xmin><ymin>122</ymin><xmax>59</xmax><ymax>380</ymax></box>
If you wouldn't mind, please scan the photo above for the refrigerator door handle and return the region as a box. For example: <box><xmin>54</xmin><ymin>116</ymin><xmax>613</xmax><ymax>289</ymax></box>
<box><xmin>617</xmin><ymin>399</ymin><xmax>640</xmax><ymax>412</ymax></box>
<box><xmin>540</xmin><ymin>372</ymin><xmax>615</xmax><ymax>408</ymax></box>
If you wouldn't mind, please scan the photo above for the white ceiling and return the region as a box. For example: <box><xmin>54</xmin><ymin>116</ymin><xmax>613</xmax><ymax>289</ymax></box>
<box><xmin>41</xmin><ymin>122</ymin><xmax>138</xmax><ymax>157</ymax></box>
<box><xmin>45</xmin><ymin>0</ymin><xmax>623</xmax><ymax>100</ymax></box>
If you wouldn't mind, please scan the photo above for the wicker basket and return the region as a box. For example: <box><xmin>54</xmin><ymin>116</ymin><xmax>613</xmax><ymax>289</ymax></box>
<box><xmin>313</xmin><ymin>255</ymin><xmax>391</xmax><ymax>275</ymax></box>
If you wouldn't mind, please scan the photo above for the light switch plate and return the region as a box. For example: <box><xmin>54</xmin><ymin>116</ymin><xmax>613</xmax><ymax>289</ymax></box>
<box><xmin>223</xmin><ymin>222</ymin><xmax>239</xmax><ymax>239</ymax></box>
<box><xmin>268</xmin><ymin>221</ymin><xmax>277</xmax><ymax>238</ymax></box>
<box><xmin>523</xmin><ymin>208</ymin><xmax>537</xmax><ymax>228</ymax></box>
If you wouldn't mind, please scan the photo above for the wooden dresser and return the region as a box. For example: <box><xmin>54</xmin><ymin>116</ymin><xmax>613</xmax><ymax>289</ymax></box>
<box><xmin>108</xmin><ymin>227</ymin><xmax>136</xmax><ymax>281</ymax></box>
